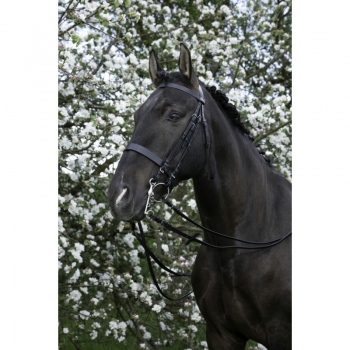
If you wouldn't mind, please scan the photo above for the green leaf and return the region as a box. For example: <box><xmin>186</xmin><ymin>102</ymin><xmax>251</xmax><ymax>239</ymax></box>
<box><xmin>71</xmin><ymin>34</ymin><xmax>80</xmax><ymax>44</ymax></box>
<box><xmin>101</xmin><ymin>19</ymin><xmax>109</xmax><ymax>27</ymax></box>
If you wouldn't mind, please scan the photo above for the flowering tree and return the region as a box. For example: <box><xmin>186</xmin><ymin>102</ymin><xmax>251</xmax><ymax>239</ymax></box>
<box><xmin>58</xmin><ymin>0</ymin><xmax>291</xmax><ymax>349</ymax></box>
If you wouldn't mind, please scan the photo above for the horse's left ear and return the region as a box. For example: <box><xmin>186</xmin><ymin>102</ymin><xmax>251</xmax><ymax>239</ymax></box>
<box><xmin>149</xmin><ymin>49</ymin><xmax>165</xmax><ymax>87</ymax></box>
<box><xmin>178</xmin><ymin>44</ymin><xmax>198</xmax><ymax>88</ymax></box>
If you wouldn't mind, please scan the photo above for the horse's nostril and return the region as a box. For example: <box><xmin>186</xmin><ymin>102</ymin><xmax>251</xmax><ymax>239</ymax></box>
<box><xmin>107</xmin><ymin>184</ymin><xmax>136</xmax><ymax>221</ymax></box>
<box><xmin>115</xmin><ymin>187</ymin><xmax>128</xmax><ymax>207</ymax></box>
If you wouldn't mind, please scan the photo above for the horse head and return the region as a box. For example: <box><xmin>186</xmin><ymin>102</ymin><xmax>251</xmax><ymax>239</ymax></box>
<box><xmin>107</xmin><ymin>44</ymin><xmax>207</xmax><ymax>221</ymax></box>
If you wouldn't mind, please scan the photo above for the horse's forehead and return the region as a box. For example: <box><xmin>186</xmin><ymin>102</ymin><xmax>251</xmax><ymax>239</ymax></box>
<box><xmin>138</xmin><ymin>88</ymin><xmax>180</xmax><ymax>111</ymax></box>
<box><xmin>143</xmin><ymin>90</ymin><xmax>162</xmax><ymax>107</ymax></box>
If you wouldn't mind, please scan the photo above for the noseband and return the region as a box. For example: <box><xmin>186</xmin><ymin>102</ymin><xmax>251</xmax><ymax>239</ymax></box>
<box><xmin>124</xmin><ymin>82</ymin><xmax>209</xmax><ymax>214</ymax></box>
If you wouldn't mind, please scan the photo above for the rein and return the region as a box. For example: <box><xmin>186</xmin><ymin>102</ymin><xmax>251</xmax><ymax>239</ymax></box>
<box><xmin>125</xmin><ymin>81</ymin><xmax>292</xmax><ymax>301</ymax></box>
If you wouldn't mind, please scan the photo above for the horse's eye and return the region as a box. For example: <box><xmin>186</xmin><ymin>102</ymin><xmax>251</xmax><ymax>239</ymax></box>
<box><xmin>168</xmin><ymin>112</ymin><xmax>182</xmax><ymax>121</ymax></box>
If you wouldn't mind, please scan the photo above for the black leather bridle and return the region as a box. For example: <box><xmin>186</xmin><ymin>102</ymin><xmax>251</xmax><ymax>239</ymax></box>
<box><xmin>123</xmin><ymin>81</ymin><xmax>291</xmax><ymax>301</ymax></box>
<box><xmin>125</xmin><ymin>82</ymin><xmax>209</xmax><ymax>211</ymax></box>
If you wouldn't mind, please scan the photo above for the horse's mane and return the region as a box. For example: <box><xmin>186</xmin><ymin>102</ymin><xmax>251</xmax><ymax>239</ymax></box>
<box><xmin>205</xmin><ymin>85</ymin><xmax>271</xmax><ymax>167</ymax></box>
<box><xmin>157</xmin><ymin>72</ymin><xmax>271</xmax><ymax>167</ymax></box>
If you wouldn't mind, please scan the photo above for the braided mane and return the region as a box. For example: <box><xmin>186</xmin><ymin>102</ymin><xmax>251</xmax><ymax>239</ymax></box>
<box><xmin>206</xmin><ymin>85</ymin><xmax>271</xmax><ymax>167</ymax></box>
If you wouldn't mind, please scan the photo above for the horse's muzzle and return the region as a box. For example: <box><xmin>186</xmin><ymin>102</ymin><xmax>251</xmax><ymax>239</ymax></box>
<box><xmin>107</xmin><ymin>183</ymin><xmax>146</xmax><ymax>221</ymax></box>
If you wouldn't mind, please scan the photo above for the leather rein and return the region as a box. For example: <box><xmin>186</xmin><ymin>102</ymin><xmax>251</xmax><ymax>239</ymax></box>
<box><xmin>124</xmin><ymin>82</ymin><xmax>292</xmax><ymax>301</ymax></box>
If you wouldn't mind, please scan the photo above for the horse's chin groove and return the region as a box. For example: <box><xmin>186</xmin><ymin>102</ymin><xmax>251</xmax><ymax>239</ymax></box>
<box><xmin>129</xmin><ymin>204</ymin><xmax>146</xmax><ymax>222</ymax></box>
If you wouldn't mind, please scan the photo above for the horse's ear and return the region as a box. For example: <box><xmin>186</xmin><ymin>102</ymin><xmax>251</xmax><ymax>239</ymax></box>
<box><xmin>149</xmin><ymin>49</ymin><xmax>165</xmax><ymax>87</ymax></box>
<box><xmin>178</xmin><ymin>43</ymin><xmax>198</xmax><ymax>88</ymax></box>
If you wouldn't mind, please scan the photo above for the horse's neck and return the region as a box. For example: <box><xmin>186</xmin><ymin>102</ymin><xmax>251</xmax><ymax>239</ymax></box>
<box><xmin>193</xmin><ymin>100</ymin><xmax>288</xmax><ymax>243</ymax></box>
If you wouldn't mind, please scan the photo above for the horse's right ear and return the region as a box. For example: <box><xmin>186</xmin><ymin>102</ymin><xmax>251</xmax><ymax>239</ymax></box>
<box><xmin>149</xmin><ymin>50</ymin><xmax>165</xmax><ymax>87</ymax></box>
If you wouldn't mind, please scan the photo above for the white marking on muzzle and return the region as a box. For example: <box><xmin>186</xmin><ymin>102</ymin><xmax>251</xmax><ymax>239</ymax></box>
<box><xmin>115</xmin><ymin>188</ymin><xmax>127</xmax><ymax>207</ymax></box>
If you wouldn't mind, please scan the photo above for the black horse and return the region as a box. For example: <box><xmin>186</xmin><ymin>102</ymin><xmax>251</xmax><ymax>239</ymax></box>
<box><xmin>107</xmin><ymin>44</ymin><xmax>291</xmax><ymax>350</ymax></box>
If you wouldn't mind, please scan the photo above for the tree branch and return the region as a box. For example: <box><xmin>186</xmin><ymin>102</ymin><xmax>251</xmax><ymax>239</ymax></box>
<box><xmin>91</xmin><ymin>37</ymin><xmax>119</xmax><ymax>76</ymax></box>
<box><xmin>66</xmin><ymin>335</ymin><xmax>82</xmax><ymax>350</ymax></box>
<box><xmin>91</xmin><ymin>154</ymin><xmax>119</xmax><ymax>177</ymax></box>
<box><xmin>246</xmin><ymin>46</ymin><xmax>291</xmax><ymax>80</ymax></box>
<box><xmin>85</xmin><ymin>22</ymin><xmax>120</xmax><ymax>41</ymax></box>
<box><xmin>230</xmin><ymin>54</ymin><xmax>243</xmax><ymax>87</ymax></box>
<box><xmin>253</xmin><ymin>119</ymin><xmax>291</xmax><ymax>145</ymax></box>
<box><xmin>59</xmin><ymin>8</ymin><xmax>101</xmax><ymax>37</ymax></box>
<box><xmin>58</xmin><ymin>0</ymin><xmax>76</xmax><ymax>25</ymax></box>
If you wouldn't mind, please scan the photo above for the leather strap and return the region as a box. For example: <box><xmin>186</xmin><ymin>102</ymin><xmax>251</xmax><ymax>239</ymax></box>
<box><xmin>125</xmin><ymin>143</ymin><xmax>164</xmax><ymax>167</ymax></box>
<box><xmin>158</xmin><ymin>83</ymin><xmax>205</xmax><ymax>104</ymax></box>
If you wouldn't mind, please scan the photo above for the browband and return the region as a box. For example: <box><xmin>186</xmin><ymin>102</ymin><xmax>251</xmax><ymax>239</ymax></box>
<box><xmin>157</xmin><ymin>82</ymin><xmax>205</xmax><ymax>104</ymax></box>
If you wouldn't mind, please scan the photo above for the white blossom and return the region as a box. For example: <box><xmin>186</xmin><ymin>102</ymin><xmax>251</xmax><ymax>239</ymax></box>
<box><xmin>68</xmin><ymin>290</ymin><xmax>82</xmax><ymax>302</ymax></box>
<box><xmin>68</xmin><ymin>269</ymin><xmax>81</xmax><ymax>283</ymax></box>
<box><xmin>152</xmin><ymin>304</ymin><xmax>162</xmax><ymax>313</ymax></box>
<box><xmin>181</xmin><ymin>18</ymin><xmax>189</xmax><ymax>26</ymax></box>
<box><xmin>191</xmin><ymin>312</ymin><xmax>202</xmax><ymax>323</ymax></box>
<box><xmin>60</xmin><ymin>136</ymin><xmax>71</xmax><ymax>149</ymax></box>
<box><xmin>162</xmin><ymin>6</ymin><xmax>171</xmax><ymax>14</ymax></box>
<box><xmin>79</xmin><ymin>310</ymin><xmax>90</xmax><ymax>320</ymax></box>
<box><xmin>143</xmin><ymin>332</ymin><xmax>151</xmax><ymax>340</ymax></box>
<box><xmin>86</xmin><ymin>1</ymin><xmax>99</xmax><ymax>12</ymax></box>
<box><xmin>128</xmin><ymin>53</ymin><xmax>138</xmax><ymax>65</ymax></box>
<box><xmin>187</xmin><ymin>199</ymin><xmax>197</xmax><ymax>210</ymax></box>
<box><xmin>90</xmin><ymin>330</ymin><xmax>98</xmax><ymax>339</ymax></box>
<box><xmin>123</xmin><ymin>233</ymin><xmax>135</xmax><ymax>248</ymax></box>
<box><xmin>91</xmin><ymin>297</ymin><xmax>99</xmax><ymax>305</ymax></box>
<box><xmin>189</xmin><ymin>325</ymin><xmax>198</xmax><ymax>332</ymax></box>
<box><xmin>58</xmin><ymin>245</ymin><xmax>65</xmax><ymax>259</ymax></box>
<box><xmin>220</xmin><ymin>5</ymin><xmax>231</xmax><ymax>15</ymax></box>
<box><xmin>123</xmin><ymin>82</ymin><xmax>135</xmax><ymax>92</ymax></box>
<box><xmin>89</xmin><ymin>277</ymin><xmax>98</xmax><ymax>285</ymax></box>
<box><xmin>161</xmin><ymin>244</ymin><xmax>169</xmax><ymax>253</ymax></box>
<box><xmin>208</xmin><ymin>40</ymin><xmax>219</xmax><ymax>54</ymax></box>
<box><xmin>130</xmin><ymin>282</ymin><xmax>142</xmax><ymax>292</ymax></box>
<box><xmin>90</xmin><ymin>258</ymin><xmax>100</xmax><ymax>267</ymax></box>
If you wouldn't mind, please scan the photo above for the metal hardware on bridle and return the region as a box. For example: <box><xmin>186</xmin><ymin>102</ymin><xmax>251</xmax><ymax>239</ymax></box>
<box><xmin>125</xmin><ymin>81</ymin><xmax>291</xmax><ymax>300</ymax></box>
<box><xmin>144</xmin><ymin>179</ymin><xmax>170</xmax><ymax>216</ymax></box>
